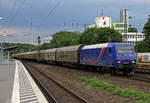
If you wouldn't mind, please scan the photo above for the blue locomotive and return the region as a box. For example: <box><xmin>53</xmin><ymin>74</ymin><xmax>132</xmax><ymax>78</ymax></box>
<box><xmin>80</xmin><ymin>43</ymin><xmax>136</xmax><ymax>74</ymax></box>
<box><xmin>12</xmin><ymin>43</ymin><xmax>136</xmax><ymax>75</ymax></box>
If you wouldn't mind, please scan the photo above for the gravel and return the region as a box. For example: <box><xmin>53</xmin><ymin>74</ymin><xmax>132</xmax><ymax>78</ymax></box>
<box><xmin>27</xmin><ymin>62</ymin><xmax>150</xmax><ymax>103</ymax></box>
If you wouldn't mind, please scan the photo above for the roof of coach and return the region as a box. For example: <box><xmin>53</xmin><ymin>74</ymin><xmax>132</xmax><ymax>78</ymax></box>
<box><xmin>44</xmin><ymin>48</ymin><xmax>57</xmax><ymax>53</ymax></box>
<box><xmin>15</xmin><ymin>51</ymin><xmax>37</xmax><ymax>55</ymax></box>
<box><xmin>25</xmin><ymin>51</ymin><xmax>37</xmax><ymax>54</ymax></box>
<box><xmin>57</xmin><ymin>45</ymin><xmax>83</xmax><ymax>52</ymax></box>
<box><xmin>40</xmin><ymin>50</ymin><xmax>45</xmax><ymax>53</ymax></box>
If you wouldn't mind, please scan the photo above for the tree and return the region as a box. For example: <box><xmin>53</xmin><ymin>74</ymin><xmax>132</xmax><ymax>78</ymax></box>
<box><xmin>128</xmin><ymin>27</ymin><xmax>138</xmax><ymax>32</ymax></box>
<box><xmin>143</xmin><ymin>15</ymin><xmax>150</xmax><ymax>39</ymax></box>
<box><xmin>50</xmin><ymin>31</ymin><xmax>80</xmax><ymax>48</ymax></box>
<box><xmin>136</xmin><ymin>15</ymin><xmax>150</xmax><ymax>52</ymax></box>
<box><xmin>40</xmin><ymin>43</ymin><xmax>51</xmax><ymax>50</ymax></box>
<box><xmin>135</xmin><ymin>41</ymin><xmax>149</xmax><ymax>52</ymax></box>
<box><xmin>80</xmin><ymin>27</ymin><xmax>122</xmax><ymax>45</ymax></box>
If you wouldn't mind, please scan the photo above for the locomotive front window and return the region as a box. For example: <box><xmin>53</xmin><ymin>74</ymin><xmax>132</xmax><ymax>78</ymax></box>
<box><xmin>116</xmin><ymin>46</ymin><xmax>134</xmax><ymax>53</ymax></box>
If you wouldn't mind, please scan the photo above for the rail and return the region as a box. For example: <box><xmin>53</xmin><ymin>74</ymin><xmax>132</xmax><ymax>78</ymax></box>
<box><xmin>24</xmin><ymin>63</ymin><xmax>59</xmax><ymax>103</ymax></box>
<box><xmin>24</xmin><ymin>62</ymin><xmax>89</xmax><ymax>103</ymax></box>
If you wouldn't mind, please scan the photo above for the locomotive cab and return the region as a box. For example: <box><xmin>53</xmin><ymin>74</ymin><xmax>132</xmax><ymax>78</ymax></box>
<box><xmin>114</xmin><ymin>43</ymin><xmax>136</xmax><ymax>74</ymax></box>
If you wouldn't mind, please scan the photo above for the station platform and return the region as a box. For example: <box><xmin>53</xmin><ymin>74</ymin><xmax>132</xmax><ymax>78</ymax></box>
<box><xmin>0</xmin><ymin>60</ymin><xmax>48</xmax><ymax>103</ymax></box>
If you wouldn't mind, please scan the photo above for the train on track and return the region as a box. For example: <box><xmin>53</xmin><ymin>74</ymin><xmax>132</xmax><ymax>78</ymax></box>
<box><xmin>12</xmin><ymin>43</ymin><xmax>136</xmax><ymax>75</ymax></box>
<box><xmin>137</xmin><ymin>53</ymin><xmax>150</xmax><ymax>63</ymax></box>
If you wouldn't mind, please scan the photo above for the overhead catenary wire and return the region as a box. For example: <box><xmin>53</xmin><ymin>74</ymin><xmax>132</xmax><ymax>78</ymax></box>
<box><xmin>8</xmin><ymin>0</ymin><xmax>27</xmax><ymax>26</ymax></box>
<box><xmin>46</xmin><ymin>0</ymin><xmax>52</xmax><ymax>7</ymax></box>
<box><xmin>0</xmin><ymin>0</ymin><xmax>27</xmax><ymax>44</ymax></box>
<box><xmin>0</xmin><ymin>0</ymin><xmax>18</xmax><ymax>25</ymax></box>
<box><xmin>128</xmin><ymin>10</ymin><xmax>150</xmax><ymax>30</ymax></box>
<box><xmin>38</xmin><ymin>0</ymin><xmax>63</xmax><ymax>26</ymax></box>
<box><xmin>23</xmin><ymin>0</ymin><xmax>62</xmax><ymax>41</ymax></box>
<box><xmin>131</xmin><ymin>12</ymin><xmax>150</xmax><ymax>19</ymax></box>
<box><xmin>7</xmin><ymin>0</ymin><xmax>18</xmax><ymax>19</ymax></box>
<box><xmin>25</xmin><ymin>0</ymin><xmax>53</xmax><ymax>35</ymax></box>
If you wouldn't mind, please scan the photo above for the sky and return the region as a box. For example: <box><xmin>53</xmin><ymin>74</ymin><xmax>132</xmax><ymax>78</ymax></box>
<box><xmin>0</xmin><ymin>0</ymin><xmax>150</xmax><ymax>44</ymax></box>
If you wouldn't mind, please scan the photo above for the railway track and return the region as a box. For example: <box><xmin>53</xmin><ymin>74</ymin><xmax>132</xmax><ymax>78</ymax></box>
<box><xmin>24</xmin><ymin>61</ymin><xmax>150</xmax><ymax>88</ymax></box>
<box><xmin>114</xmin><ymin>71</ymin><xmax>150</xmax><ymax>83</ymax></box>
<box><xmin>136</xmin><ymin>67</ymin><xmax>150</xmax><ymax>75</ymax></box>
<box><xmin>127</xmin><ymin>74</ymin><xmax>150</xmax><ymax>82</ymax></box>
<box><xmin>24</xmin><ymin>63</ymin><xmax>58</xmax><ymax>103</ymax></box>
<box><xmin>24</xmin><ymin>62</ymin><xmax>88</xmax><ymax>103</ymax></box>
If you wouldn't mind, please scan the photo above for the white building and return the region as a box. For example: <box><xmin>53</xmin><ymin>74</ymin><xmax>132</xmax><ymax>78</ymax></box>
<box><xmin>88</xmin><ymin>24</ymin><xmax>96</xmax><ymax>28</ymax></box>
<box><xmin>88</xmin><ymin>9</ymin><xmax>145</xmax><ymax>45</ymax></box>
<box><xmin>112</xmin><ymin>22</ymin><xmax>128</xmax><ymax>33</ymax></box>
<box><xmin>120</xmin><ymin>9</ymin><xmax>129</xmax><ymax>24</ymax></box>
<box><xmin>122</xmin><ymin>32</ymin><xmax>145</xmax><ymax>45</ymax></box>
<box><xmin>95</xmin><ymin>16</ymin><xmax>112</xmax><ymax>28</ymax></box>
<box><xmin>89</xmin><ymin>16</ymin><xmax>112</xmax><ymax>28</ymax></box>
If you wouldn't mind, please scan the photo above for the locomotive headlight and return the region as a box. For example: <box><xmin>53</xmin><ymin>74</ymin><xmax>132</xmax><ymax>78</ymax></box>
<box><xmin>118</xmin><ymin>61</ymin><xmax>121</xmax><ymax>64</ymax></box>
<box><xmin>132</xmin><ymin>61</ymin><xmax>135</xmax><ymax>63</ymax></box>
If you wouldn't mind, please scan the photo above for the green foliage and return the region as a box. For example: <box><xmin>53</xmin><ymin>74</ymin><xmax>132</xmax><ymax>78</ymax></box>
<box><xmin>136</xmin><ymin>15</ymin><xmax>150</xmax><ymax>52</ymax></box>
<box><xmin>50</xmin><ymin>31</ymin><xmax>80</xmax><ymax>48</ymax></box>
<box><xmin>124</xmin><ymin>98</ymin><xmax>129</xmax><ymax>102</ymax></box>
<box><xmin>103</xmin><ymin>74</ymin><xmax>111</xmax><ymax>79</ymax></box>
<box><xmin>135</xmin><ymin>40</ymin><xmax>150</xmax><ymax>52</ymax></box>
<box><xmin>40</xmin><ymin>43</ymin><xmax>51</xmax><ymax>50</ymax></box>
<box><xmin>78</xmin><ymin>76</ymin><xmax>150</xmax><ymax>102</ymax></box>
<box><xmin>143</xmin><ymin>15</ymin><xmax>150</xmax><ymax>39</ymax></box>
<box><xmin>80</xmin><ymin>27</ymin><xmax>122</xmax><ymax>45</ymax></box>
<box><xmin>128</xmin><ymin>27</ymin><xmax>138</xmax><ymax>32</ymax></box>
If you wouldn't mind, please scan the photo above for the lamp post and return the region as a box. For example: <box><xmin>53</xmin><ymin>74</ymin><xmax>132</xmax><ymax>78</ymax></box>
<box><xmin>38</xmin><ymin>36</ymin><xmax>41</xmax><ymax>62</ymax></box>
<box><xmin>0</xmin><ymin>16</ymin><xmax>3</xmax><ymax>64</ymax></box>
<box><xmin>0</xmin><ymin>35</ymin><xmax>5</xmax><ymax>64</ymax></box>
<box><xmin>0</xmin><ymin>16</ymin><xmax>4</xmax><ymax>46</ymax></box>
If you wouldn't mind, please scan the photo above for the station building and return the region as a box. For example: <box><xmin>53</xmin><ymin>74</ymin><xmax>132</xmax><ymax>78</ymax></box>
<box><xmin>112</xmin><ymin>22</ymin><xmax>128</xmax><ymax>33</ymax></box>
<box><xmin>122</xmin><ymin>32</ymin><xmax>145</xmax><ymax>45</ymax></box>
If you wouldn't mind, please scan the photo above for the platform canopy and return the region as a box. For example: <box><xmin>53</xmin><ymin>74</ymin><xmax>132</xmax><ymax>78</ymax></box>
<box><xmin>0</xmin><ymin>46</ymin><xmax>18</xmax><ymax>51</ymax></box>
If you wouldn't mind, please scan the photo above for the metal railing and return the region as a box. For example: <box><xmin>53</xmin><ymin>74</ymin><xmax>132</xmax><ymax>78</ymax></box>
<box><xmin>0</xmin><ymin>51</ymin><xmax>9</xmax><ymax>64</ymax></box>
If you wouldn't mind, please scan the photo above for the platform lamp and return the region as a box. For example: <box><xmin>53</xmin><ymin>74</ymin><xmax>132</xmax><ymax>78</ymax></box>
<box><xmin>0</xmin><ymin>16</ymin><xmax>3</xmax><ymax>64</ymax></box>
<box><xmin>0</xmin><ymin>16</ymin><xmax>4</xmax><ymax>46</ymax></box>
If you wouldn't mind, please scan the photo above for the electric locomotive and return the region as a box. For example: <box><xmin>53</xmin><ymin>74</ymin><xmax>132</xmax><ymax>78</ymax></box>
<box><xmin>80</xmin><ymin>43</ymin><xmax>136</xmax><ymax>74</ymax></box>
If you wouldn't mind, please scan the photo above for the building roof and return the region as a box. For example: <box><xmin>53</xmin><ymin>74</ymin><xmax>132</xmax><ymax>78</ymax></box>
<box><xmin>0</xmin><ymin>46</ymin><xmax>18</xmax><ymax>51</ymax></box>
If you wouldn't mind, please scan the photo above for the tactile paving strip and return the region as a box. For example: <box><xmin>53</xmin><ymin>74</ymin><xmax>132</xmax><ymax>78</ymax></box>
<box><xmin>18</xmin><ymin>64</ymin><xmax>39</xmax><ymax>103</ymax></box>
<box><xmin>11</xmin><ymin>61</ymin><xmax>48</xmax><ymax>103</ymax></box>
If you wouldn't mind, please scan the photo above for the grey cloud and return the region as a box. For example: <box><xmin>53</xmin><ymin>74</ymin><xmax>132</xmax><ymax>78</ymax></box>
<box><xmin>0</xmin><ymin>0</ymin><xmax>150</xmax><ymax>43</ymax></box>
